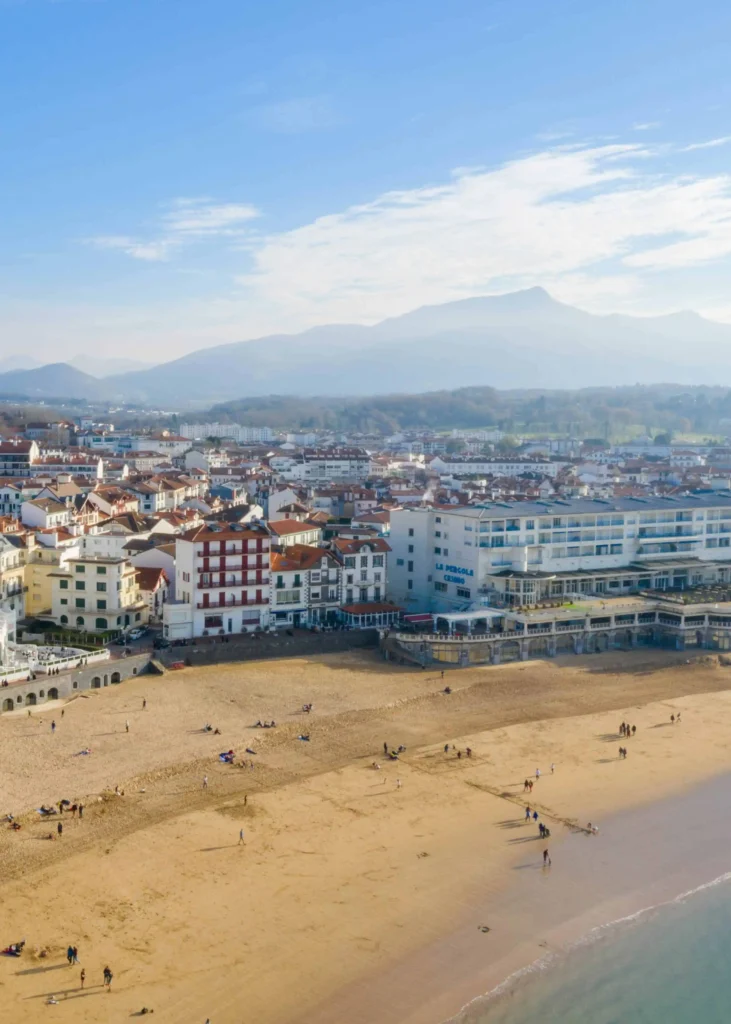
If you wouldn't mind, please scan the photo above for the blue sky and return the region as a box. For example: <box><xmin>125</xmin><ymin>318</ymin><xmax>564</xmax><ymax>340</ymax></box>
<box><xmin>2</xmin><ymin>0</ymin><xmax>731</xmax><ymax>363</ymax></box>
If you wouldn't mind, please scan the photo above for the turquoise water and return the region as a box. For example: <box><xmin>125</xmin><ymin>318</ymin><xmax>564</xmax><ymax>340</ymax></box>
<box><xmin>470</xmin><ymin>875</ymin><xmax>731</xmax><ymax>1024</ymax></box>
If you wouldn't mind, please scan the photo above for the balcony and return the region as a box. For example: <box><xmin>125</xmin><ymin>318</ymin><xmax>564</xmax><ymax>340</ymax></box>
<box><xmin>197</xmin><ymin>597</ymin><xmax>270</xmax><ymax>609</ymax></box>
<box><xmin>197</xmin><ymin>558</ymin><xmax>268</xmax><ymax>571</ymax></box>
<box><xmin>197</xmin><ymin>578</ymin><xmax>270</xmax><ymax>589</ymax></box>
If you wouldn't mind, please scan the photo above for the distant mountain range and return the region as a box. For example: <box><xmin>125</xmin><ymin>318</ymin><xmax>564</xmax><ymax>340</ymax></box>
<box><xmin>2</xmin><ymin>288</ymin><xmax>731</xmax><ymax>405</ymax></box>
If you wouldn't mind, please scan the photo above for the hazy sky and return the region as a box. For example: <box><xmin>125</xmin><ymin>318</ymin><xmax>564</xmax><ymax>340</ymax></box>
<box><xmin>3</xmin><ymin>0</ymin><xmax>731</xmax><ymax>363</ymax></box>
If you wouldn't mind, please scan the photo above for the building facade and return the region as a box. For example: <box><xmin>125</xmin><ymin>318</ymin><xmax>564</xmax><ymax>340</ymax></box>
<box><xmin>388</xmin><ymin>494</ymin><xmax>731</xmax><ymax>614</ymax></box>
<box><xmin>50</xmin><ymin>555</ymin><xmax>147</xmax><ymax>632</ymax></box>
<box><xmin>166</xmin><ymin>522</ymin><xmax>271</xmax><ymax>638</ymax></box>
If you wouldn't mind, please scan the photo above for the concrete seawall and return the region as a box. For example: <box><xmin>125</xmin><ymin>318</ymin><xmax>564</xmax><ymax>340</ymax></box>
<box><xmin>159</xmin><ymin>628</ymin><xmax>379</xmax><ymax>668</ymax></box>
<box><xmin>1</xmin><ymin>652</ymin><xmax>153</xmax><ymax>712</ymax></box>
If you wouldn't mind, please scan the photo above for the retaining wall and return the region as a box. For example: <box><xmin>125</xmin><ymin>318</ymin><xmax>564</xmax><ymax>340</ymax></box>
<box><xmin>159</xmin><ymin>628</ymin><xmax>379</xmax><ymax>668</ymax></box>
<box><xmin>0</xmin><ymin>652</ymin><xmax>153</xmax><ymax>712</ymax></box>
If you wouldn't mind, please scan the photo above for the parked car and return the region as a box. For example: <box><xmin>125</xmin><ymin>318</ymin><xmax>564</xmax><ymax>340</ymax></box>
<box><xmin>113</xmin><ymin>634</ymin><xmax>129</xmax><ymax>646</ymax></box>
<box><xmin>128</xmin><ymin>628</ymin><xmax>145</xmax><ymax>641</ymax></box>
<box><xmin>153</xmin><ymin>636</ymin><xmax>170</xmax><ymax>650</ymax></box>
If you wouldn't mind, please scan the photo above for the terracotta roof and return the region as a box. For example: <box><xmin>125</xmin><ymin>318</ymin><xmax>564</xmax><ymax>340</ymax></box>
<box><xmin>135</xmin><ymin>566</ymin><xmax>169</xmax><ymax>591</ymax></box>
<box><xmin>270</xmin><ymin>544</ymin><xmax>337</xmax><ymax>572</ymax></box>
<box><xmin>331</xmin><ymin>537</ymin><xmax>391</xmax><ymax>555</ymax></box>
<box><xmin>180</xmin><ymin>522</ymin><xmax>269</xmax><ymax>543</ymax></box>
<box><xmin>268</xmin><ymin>519</ymin><xmax>321</xmax><ymax>536</ymax></box>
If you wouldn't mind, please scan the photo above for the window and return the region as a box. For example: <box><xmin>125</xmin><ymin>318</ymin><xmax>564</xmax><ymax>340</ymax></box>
<box><xmin>434</xmin><ymin>546</ymin><xmax>441</xmax><ymax>554</ymax></box>
<box><xmin>204</xmin><ymin>615</ymin><xmax>223</xmax><ymax>628</ymax></box>
<box><xmin>456</xmin><ymin>587</ymin><xmax>471</xmax><ymax>599</ymax></box>
<box><xmin>96</xmin><ymin>582</ymin><xmax>106</xmax><ymax>592</ymax></box>
<box><xmin>408</xmin><ymin>545</ymin><xmax>414</xmax><ymax>553</ymax></box>
<box><xmin>360</xmin><ymin>556</ymin><xmax>368</xmax><ymax>567</ymax></box>
<box><xmin>435</xmin><ymin>530</ymin><xmax>441</xmax><ymax>538</ymax></box>
<box><xmin>75</xmin><ymin>598</ymin><xmax>85</xmax><ymax>609</ymax></box>
<box><xmin>97</xmin><ymin>600</ymin><xmax>107</xmax><ymax>610</ymax></box>
<box><xmin>434</xmin><ymin>581</ymin><xmax>447</xmax><ymax>592</ymax></box>
<box><xmin>60</xmin><ymin>614</ymin><xmax>68</xmax><ymax>624</ymax></box>
<box><xmin>396</xmin><ymin>558</ymin><xmax>404</xmax><ymax>566</ymax></box>
<box><xmin>277</xmin><ymin>589</ymin><xmax>302</xmax><ymax>605</ymax></box>
<box><xmin>182</xmin><ymin>571</ymin><xmax>190</xmax><ymax>583</ymax></box>
<box><xmin>408</xmin><ymin>561</ymin><xmax>413</xmax><ymax>572</ymax></box>
<box><xmin>347</xmin><ymin>574</ymin><xmax>354</xmax><ymax>584</ymax></box>
<box><xmin>435</xmin><ymin>516</ymin><xmax>441</xmax><ymax>523</ymax></box>
<box><xmin>96</xmin><ymin>566</ymin><xmax>107</xmax><ymax>575</ymax></box>
<box><xmin>293</xmin><ymin>574</ymin><xmax>302</xmax><ymax>587</ymax></box>
<box><xmin>75</xmin><ymin>564</ymin><xmax>85</xmax><ymax>573</ymax></box>
<box><xmin>75</xmin><ymin>616</ymin><xmax>84</xmax><ymax>627</ymax></box>
<box><xmin>408</xmin><ymin>528</ymin><xmax>414</xmax><ymax>537</ymax></box>
<box><xmin>346</xmin><ymin>589</ymin><xmax>353</xmax><ymax>602</ymax></box>
<box><xmin>525</xmin><ymin>519</ymin><xmax>535</xmax><ymax>530</ymax></box>
<box><xmin>374</xmin><ymin>572</ymin><xmax>381</xmax><ymax>582</ymax></box>
<box><xmin>344</xmin><ymin>556</ymin><xmax>356</xmax><ymax>568</ymax></box>
<box><xmin>60</xmin><ymin>579</ymin><xmax>68</xmax><ymax>590</ymax></box>
<box><xmin>374</xmin><ymin>586</ymin><xmax>381</xmax><ymax>600</ymax></box>
<box><xmin>311</xmin><ymin>591</ymin><xmax>320</xmax><ymax>600</ymax></box>
<box><xmin>60</xmin><ymin>598</ymin><xmax>68</xmax><ymax>606</ymax></box>
<box><xmin>443</xmin><ymin>549</ymin><xmax>448</xmax><ymax>556</ymax></box>
<box><xmin>95</xmin><ymin>617</ymin><xmax>107</xmax><ymax>629</ymax></box>
<box><xmin>407</xmin><ymin>579</ymin><xmax>413</xmax><ymax>590</ymax></box>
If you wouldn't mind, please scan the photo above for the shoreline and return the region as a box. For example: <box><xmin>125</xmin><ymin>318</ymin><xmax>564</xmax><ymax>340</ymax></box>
<box><xmin>306</xmin><ymin>764</ymin><xmax>731</xmax><ymax>1024</ymax></box>
<box><xmin>4</xmin><ymin>650</ymin><xmax>731</xmax><ymax>1022</ymax></box>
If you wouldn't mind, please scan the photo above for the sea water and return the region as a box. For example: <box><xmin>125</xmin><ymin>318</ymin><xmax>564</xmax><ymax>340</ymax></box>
<box><xmin>468</xmin><ymin>874</ymin><xmax>731</xmax><ymax>1024</ymax></box>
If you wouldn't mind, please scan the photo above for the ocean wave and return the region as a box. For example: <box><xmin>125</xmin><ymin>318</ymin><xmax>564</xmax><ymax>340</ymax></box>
<box><xmin>445</xmin><ymin>869</ymin><xmax>731</xmax><ymax>1023</ymax></box>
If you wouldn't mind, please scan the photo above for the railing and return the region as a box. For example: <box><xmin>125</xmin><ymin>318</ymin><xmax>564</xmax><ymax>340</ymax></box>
<box><xmin>197</xmin><ymin>597</ymin><xmax>270</xmax><ymax>609</ymax></box>
<box><xmin>197</xmin><ymin>558</ymin><xmax>268</xmax><ymax>571</ymax></box>
<box><xmin>197</xmin><ymin>578</ymin><xmax>270</xmax><ymax>589</ymax></box>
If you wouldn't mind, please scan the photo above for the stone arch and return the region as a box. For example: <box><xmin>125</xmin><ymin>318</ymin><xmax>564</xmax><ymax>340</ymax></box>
<box><xmin>25</xmin><ymin>693</ymin><xmax>37</xmax><ymax>706</ymax></box>
<box><xmin>91</xmin><ymin>676</ymin><xmax>101</xmax><ymax>689</ymax></box>
<box><xmin>48</xmin><ymin>687</ymin><xmax>59</xmax><ymax>700</ymax></box>
<box><xmin>111</xmin><ymin>671</ymin><xmax>121</xmax><ymax>684</ymax></box>
<box><xmin>39</xmin><ymin>690</ymin><xmax>45</xmax><ymax>698</ymax></box>
<box><xmin>555</xmin><ymin>632</ymin><xmax>575</xmax><ymax>653</ymax></box>
<box><xmin>76</xmin><ymin>616</ymin><xmax>84</xmax><ymax>628</ymax></box>
<box><xmin>528</xmin><ymin>636</ymin><xmax>550</xmax><ymax>657</ymax></box>
<box><xmin>60</xmin><ymin>614</ymin><xmax>68</xmax><ymax>625</ymax></box>
<box><xmin>95</xmin><ymin>617</ymin><xmax>107</xmax><ymax>630</ymax></box>
<box><xmin>594</xmin><ymin>631</ymin><xmax>610</xmax><ymax>652</ymax></box>
<box><xmin>500</xmin><ymin>639</ymin><xmax>522</xmax><ymax>662</ymax></box>
<box><xmin>2</xmin><ymin>697</ymin><xmax>14</xmax><ymax>712</ymax></box>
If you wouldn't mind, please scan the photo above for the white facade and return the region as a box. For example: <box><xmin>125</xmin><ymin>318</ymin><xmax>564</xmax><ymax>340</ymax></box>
<box><xmin>167</xmin><ymin>523</ymin><xmax>271</xmax><ymax>638</ymax></box>
<box><xmin>180</xmin><ymin>423</ymin><xmax>273</xmax><ymax>443</ymax></box>
<box><xmin>388</xmin><ymin>494</ymin><xmax>731</xmax><ymax>613</ymax></box>
<box><xmin>50</xmin><ymin>556</ymin><xmax>147</xmax><ymax>632</ymax></box>
<box><xmin>429</xmin><ymin>456</ymin><xmax>569</xmax><ymax>478</ymax></box>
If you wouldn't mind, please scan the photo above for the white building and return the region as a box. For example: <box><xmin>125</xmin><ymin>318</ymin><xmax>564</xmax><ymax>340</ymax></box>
<box><xmin>388</xmin><ymin>493</ymin><xmax>731</xmax><ymax>614</ymax></box>
<box><xmin>180</xmin><ymin>423</ymin><xmax>273</xmax><ymax>443</ymax></box>
<box><xmin>269</xmin><ymin>546</ymin><xmax>341</xmax><ymax>627</ymax></box>
<box><xmin>165</xmin><ymin>521</ymin><xmax>271</xmax><ymax>639</ymax></box>
<box><xmin>429</xmin><ymin>456</ymin><xmax>569</xmax><ymax>478</ymax></box>
<box><xmin>280</xmin><ymin>448</ymin><xmax>371</xmax><ymax>484</ymax></box>
<box><xmin>50</xmin><ymin>555</ymin><xmax>147</xmax><ymax>632</ymax></box>
<box><xmin>331</xmin><ymin>537</ymin><xmax>390</xmax><ymax>606</ymax></box>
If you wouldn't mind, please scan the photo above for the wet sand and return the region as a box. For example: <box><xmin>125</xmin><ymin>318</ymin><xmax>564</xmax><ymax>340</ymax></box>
<box><xmin>2</xmin><ymin>648</ymin><xmax>731</xmax><ymax>1023</ymax></box>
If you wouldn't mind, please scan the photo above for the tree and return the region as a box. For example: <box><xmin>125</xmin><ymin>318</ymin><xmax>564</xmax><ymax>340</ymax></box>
<box><xmin>496</xmin><ymin>435</ymin><xmax>520</xmax><ymax>453</ymax></box>
<box><xmin>654</xmin><ymin>431</ymin><xmax>673</xmax><ymax>445</ymax></box>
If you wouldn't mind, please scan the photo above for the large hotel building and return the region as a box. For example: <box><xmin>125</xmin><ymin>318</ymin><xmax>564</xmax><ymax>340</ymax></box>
<box><xmin>388</xmin><ymin>493</ymin><xmax>731</xmax><ymax>613</ymax></box>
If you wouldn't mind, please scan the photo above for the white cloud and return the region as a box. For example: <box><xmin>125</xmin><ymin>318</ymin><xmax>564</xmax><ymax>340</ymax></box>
<box><xmin>633</xmin><ymin>121</ymin><xmax>661</xmax><ymax>131</ymax></box>
<box><xmin>90</xmin><ymin>236</ymin><xmax>175</xmax><ymax>262</ymax></box>
<box><xmin>237</xmin><ymin>142</ymin><xmax>731</xmax><ymax>325</ymax></box>
<box><xmin>88</xmin><ymin>198</ymin><xmax>259</xmax><ymax>261</ymax></box>
<box><xmin>680</xmin><ymin>136</ymin><xmax>731</xmax><ymax>152</ymax></box>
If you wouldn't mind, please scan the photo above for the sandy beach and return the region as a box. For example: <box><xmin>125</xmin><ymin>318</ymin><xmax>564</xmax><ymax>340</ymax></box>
<box><xmin>3</xmin><ymin>647</ymin><xmax>731</xmax><ymax>1023</ymax></box>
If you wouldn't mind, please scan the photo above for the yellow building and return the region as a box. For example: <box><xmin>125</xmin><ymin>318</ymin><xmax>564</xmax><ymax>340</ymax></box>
<box><xmin>24</xmin><ymin>535</ymin><xmax>81</xmax><ymax>618</ymax></box>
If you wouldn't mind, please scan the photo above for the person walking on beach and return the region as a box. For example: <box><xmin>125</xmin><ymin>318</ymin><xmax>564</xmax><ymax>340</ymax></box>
<box><xmin>203</xmin><ymin>775</ymin><xmax>208</xmax><ymax>789</ymax></box>
<box><xmin>543</xmin><ymin>849</ymin><xmax>551</xmax><ymax>866</ymax></box>
<box><xmin>671</xmin><ymin>714</ymin><xmax>675</xmax><ymax>724</ymax></box>
<box><xmin>532</xmin><ymin>811</ymin><xmax>539</xmax><ymax>823</ymax></box>
<box><xmin>103</xmin><ymin>966</ymin><xmax>113</xmax><ymax>989</ymax></box>
<box><xmin>444</xmin><ymin>744</ymin><xmax>450</xmax><ymax>754</ymax></box>
<box><xmin>80</xmin><ymin>968</ymin><xmax>86</xmax><ymax>989</ymax></box>
<box><xmin>125</xmin><ymin>719</ymin><xmax>130</xmax><ymax>733</ymax></box>
<box><xmin>72</xmin><ymin>946</ymin><xmax>79</xmax><ymax>964</ymax></box>
<box><xmin>78</xmin><ymin>803</ymin><xmax>83</xmax><ymax>819</ymax></box>
<box><xmin>239</xmin><ymin>828</ymin><xmax>245</xmax><ymax>845</ymax></box>
<box><xmin>551</xmin><ymin>763</ymin><xmax>555</xmax><ymax>774</ymax></box>
<box><xmin>51</xmin><ymin>719</ymin><xmax>56</xmax><ymax>734</ymax></box>
<box><xmin>525</xmin><ymin>806</ymin><xmax>531</xmax><ymax>821</ymax></box>
<box><xmin>142</xmin><ymin>698</ymin><xmax>147</xmax><ymax>710</ymax></box>
<box><xmin>396</xmin><ymin>778</ymin><xmax>402</xmax><ymax>789</ymax></box>
<box><xmin>632</xmin><ymin>725</ymin><xmax>636</xmax><ymax>736</ymax></box>
<box><xmin>67</xmin><ymin>945</ymin><xmax>74</xmax><ymax>966</ymax></box>
<box><xmin>57</xmin><ymin>821</ymin><xmax>63</xmax><ymax>838</ymax></box>
<box><xmin>384</xmin><ymin>741</ymin><xmax>389</xmax><ymax>756</ymax></box>
<box><xmin>535</xmin><ymin>768</ymin><xmax>541</xmax><ymax>780</ymax></box>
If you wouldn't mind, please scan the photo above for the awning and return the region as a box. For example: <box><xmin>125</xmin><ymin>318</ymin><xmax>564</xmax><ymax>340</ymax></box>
<box><xmin>403</xmin><ymin>613</ymin><xmax>432</xmax><ymax>622</ymax></box>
